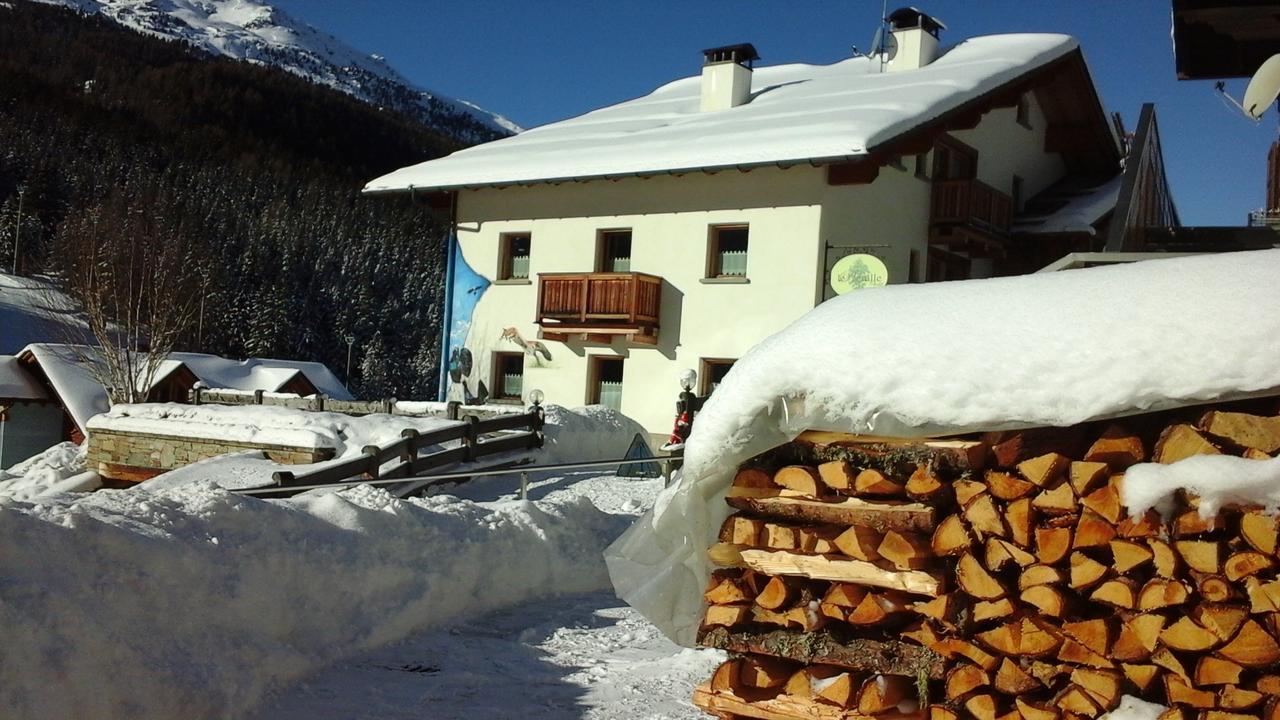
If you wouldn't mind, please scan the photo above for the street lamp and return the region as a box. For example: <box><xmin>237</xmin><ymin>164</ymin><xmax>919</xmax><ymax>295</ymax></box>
<box><xmin>344</xmin><ymin>335</ymin><xmax>355</xmax><ymax>381</ymax></box>
<box><xmin>679</xmin><ymin>368</ymin><xmax>697</xmax><ymax>392</ymax></box>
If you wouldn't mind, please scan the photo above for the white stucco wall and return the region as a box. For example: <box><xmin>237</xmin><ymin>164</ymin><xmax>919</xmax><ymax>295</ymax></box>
<box><xmin>448</xmin><ymin>93</ymin><xmax>1070</xmax><ymax>433</ymax></box>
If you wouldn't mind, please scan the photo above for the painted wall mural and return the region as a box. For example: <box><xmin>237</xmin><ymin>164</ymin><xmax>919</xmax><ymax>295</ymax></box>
<box><xmin>500</xmin><ymin>326</ymin><xmax>552</xmax><ymax>366</ymax></box>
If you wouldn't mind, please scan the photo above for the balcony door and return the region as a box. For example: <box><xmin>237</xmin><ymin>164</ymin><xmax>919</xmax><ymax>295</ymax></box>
<box><xmin>933</xmin><ymin>136</ymin><xmax>977</xmax><ymax>181</ymax></box>
<box><xmin>596</xmin><ymin>230</ymin><xmax>632</xmax><ymax>273</ymax></box>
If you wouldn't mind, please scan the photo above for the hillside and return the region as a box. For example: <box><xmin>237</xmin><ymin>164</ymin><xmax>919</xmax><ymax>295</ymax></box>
<box><xmin>33</xmin><ymin>0</ymin><xmax>519</xmax><ymax>142</ymax></box>
<box><xmin>0</xmin><ymin>1</ymin><xmax>458</xmax><ymax>398</ymax></box>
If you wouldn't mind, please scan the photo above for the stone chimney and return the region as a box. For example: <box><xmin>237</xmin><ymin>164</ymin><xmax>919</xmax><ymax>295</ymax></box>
<box><xmin>700</xmin><ymin>43</ymin><xmax>759</xmax><ymax>111</ymax></box>
<box><xmin>885</xmin><ymin>7</ymin><xmax>946</xmax><ymax>72</ymax></box>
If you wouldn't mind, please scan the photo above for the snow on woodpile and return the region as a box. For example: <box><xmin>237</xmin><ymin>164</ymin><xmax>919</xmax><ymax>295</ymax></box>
<box><xmin>0</xmin><ymin>482</ymin><xmax>628</xmax><ymax>718</ymax></box>
<box><xmin>607</xmin><ymin>249</ymin><xmax>1280</xmax><ymax>644</ymax></box>
<box><xmin>366</xmin><ymin>34</ymin><xmax>1078</xmax><ymax>191</ymax></box>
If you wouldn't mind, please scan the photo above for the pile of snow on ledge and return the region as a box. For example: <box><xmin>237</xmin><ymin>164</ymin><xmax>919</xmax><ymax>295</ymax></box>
<box><xmin>0</xmin><ymin>483</ymin><xmax>628</xmax><ymax>718</ymax></box>
<box><xmin>0</xmin><ymin>442</ymin><xmax>98</xmax><ymax>503</ymax></box>
<box><xmin>608</xmin><ymin>250</ymin><xmax>1280</xmax><ymax>645</ymax></box>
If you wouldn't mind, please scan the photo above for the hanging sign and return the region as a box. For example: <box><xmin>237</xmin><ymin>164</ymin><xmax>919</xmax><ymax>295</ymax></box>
<box><xmin>829</xmin><ymin>253</ymin><xmax>889</xmax><ymax>294</ymax></box>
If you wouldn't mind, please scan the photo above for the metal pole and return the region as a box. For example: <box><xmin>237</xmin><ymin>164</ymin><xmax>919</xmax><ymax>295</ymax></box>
<box><xmin>13</xmin><ymin>187</ymin><xmax>24</xmax><ymax>275</ymax></box>
<box><xmin>519</xmin><ymin>471</ymin><xmax>529</xmax><ymax>500</ymax></box>
<box><xmin>344</xmin><ymin>335</ymin><xmax>355</xmax><ymax>380</ymax></box>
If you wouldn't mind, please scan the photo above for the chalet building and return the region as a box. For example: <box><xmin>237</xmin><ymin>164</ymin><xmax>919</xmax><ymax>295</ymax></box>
<box><xmin>365</xmin><ymin>9</ymin><xmax>1172</xmax><ymax>433</ymax></box>
<box><xmin>0</xmin><ymin>356</ymin><xmax>63</xmax><ymax>466</ymax></box>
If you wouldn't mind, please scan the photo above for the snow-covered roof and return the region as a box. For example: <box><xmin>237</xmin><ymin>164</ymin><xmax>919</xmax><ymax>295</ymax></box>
<box><xmin>169</xmin><ymin>352</ymin><xmax>351</xmax><ymax>399</ymax></box>
<box><xmin>365</xmin><ymin>34</ymin><xmax>1079</xmax><ymax>193</ymax></box>
<box><xmin>608</xmin><ymin>249</ymin><xmax>1280</xmax><ymax>645</ymax></box>
<box><xmin>0</xmin><ymin>273</ymin><xmax>85</xmax><ymax>355</ymax></box>
<box><xmin>0</xmin><ymin>356</ymin><xmax>49</xmax><ymax>401</ymax></box>
<box><xmin>19</xmin><ymin>344</ymin><xmax>353</xmax><ymax>434</ymax></box>
<box><xmin>1013</xmin><ymin>175</ymin><xmax>1122</xmax><ymax>235</ymax></box>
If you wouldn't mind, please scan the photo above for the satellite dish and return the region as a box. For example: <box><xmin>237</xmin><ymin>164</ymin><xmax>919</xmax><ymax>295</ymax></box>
<box><xmin>1243</xmin><ymin>53</ymin><xmax>1280</xmax><ymax>120</ymax></box>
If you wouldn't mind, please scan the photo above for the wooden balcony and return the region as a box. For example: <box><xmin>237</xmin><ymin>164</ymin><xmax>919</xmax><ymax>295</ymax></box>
<box><xmin>536</xmin><ymin>272</ymin><xmax>661</xmax><ymax>345</ymax></box>
<box><xmin>930</xmin><ymin>179</ymin><xmax>1013</xmax><ymax>248</ymax></box>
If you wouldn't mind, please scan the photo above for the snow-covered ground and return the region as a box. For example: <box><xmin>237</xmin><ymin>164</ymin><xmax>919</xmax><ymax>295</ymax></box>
<box><xmin>0</xmin><ymin>441</ymin><xmax>99</xmax><ymax>503</ymax></box>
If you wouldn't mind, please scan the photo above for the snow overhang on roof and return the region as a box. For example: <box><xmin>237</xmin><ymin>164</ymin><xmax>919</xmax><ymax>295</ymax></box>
<box><xmin>364</xmin><ymin>34</ymin><xmax>1080</xmax><ymax>194</ymax></box>
<box><xmin>0</xmin><ymin>356</ymin><xmax>50</xmax><ymax>402</ymax></box>
<box><xmin>1013</xmin><ymin>175</ymin><xmax>1123</xmax><ymax>236</ymax></box>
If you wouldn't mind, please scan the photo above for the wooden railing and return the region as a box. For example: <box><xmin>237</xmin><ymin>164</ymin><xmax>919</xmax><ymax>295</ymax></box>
<box><xmin>931</xmin><ymin>179</ymin><xmax>1013</xmax><ymax>235</ymax></box>
<box><xmin>270</xmin><ymin>407</ymin><xmax>545</xmax><ymax>490</ymax></box>
<box><xmin>536</xmin><ymin>272</ymin><xmax>662</xmax><ymax>326</ymax></box>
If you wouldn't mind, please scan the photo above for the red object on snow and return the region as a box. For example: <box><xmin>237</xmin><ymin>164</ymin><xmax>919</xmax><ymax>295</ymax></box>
<box><xmin>660</xmin><ymin>410</ymin><xmax>692</xmax><ymax>452</ymax></box>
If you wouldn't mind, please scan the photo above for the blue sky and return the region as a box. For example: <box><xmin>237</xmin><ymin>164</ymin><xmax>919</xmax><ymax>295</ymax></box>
<box><xmin>274</xmin><ymin>0</ymin><xmax>1273</xmax><ymax>225</ymax></box>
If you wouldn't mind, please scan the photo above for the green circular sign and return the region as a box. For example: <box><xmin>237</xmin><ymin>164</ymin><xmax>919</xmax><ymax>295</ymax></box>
<box><xmin>830</xmin><ymin>254</ymin><xmax>888</xmax><ymax>294</ymax></box>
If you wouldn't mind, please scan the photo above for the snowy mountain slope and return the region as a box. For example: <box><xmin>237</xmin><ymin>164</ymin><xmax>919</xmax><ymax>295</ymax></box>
<box><xmin>32</xmin><ymin>0</ymin><xmax>519</xmax><ymax>142</ymax></box>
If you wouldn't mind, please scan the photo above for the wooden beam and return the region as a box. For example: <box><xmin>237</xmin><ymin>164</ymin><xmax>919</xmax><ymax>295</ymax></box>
<box><xmin>708</xmin><ymin>543</ymin><xmax>943</xmax><ymax>596</ymax></box>
<box><xmin>692</xmin><ymin>684</ymin><xmax>921</xmax><ymax>720</ymax></box>
<box><xmin>827</xmin><ymin>161</ymin><xmax>881</xmax><ymax>186</ymax></box>
<box><xmin>725</xmin><ymin>491</ymin><xmax>936</xmax><ymax>533</ymax></box>
<box><xmin>698</xmin><ymin>626</ymin><xmax>947</xmax><ymax>679</ymax></box>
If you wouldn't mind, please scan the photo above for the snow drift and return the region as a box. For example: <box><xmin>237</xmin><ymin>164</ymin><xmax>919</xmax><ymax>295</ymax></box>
<box><xmin>608</xmin><ymin>250</ymin><xmax>1280</xmax><ymax>645</ymax></box>
<box><xmin>0</xmin><ymin>484</ymin><xmax>629</xmax><ymax>718</ymax></box>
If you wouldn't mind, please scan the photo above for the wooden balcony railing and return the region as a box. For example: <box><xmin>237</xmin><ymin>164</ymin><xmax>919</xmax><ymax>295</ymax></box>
<box><xmin>536</xmin><ymin>272</ymin><xmax>662</xmax><ymax>345</ymax></box>
<box><xmin>931</xmin><ymin>179</ymin><xmax>1013</xmax><ymax>238</ymax></box>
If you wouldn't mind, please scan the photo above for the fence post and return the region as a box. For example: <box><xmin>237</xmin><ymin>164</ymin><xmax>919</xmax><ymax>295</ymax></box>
<box><xmin>316</xmin><ymin>394</ymin><xmax>326</xmax><ymax>412</ymax></box>
<box><xmin>519</xmin><ymin>471</ymin><xmax>529</xmax><ymax>500</ymax></box>
<box><xmin>383</xmin><ymin>397</ymin><xmax>395</xmax><ymax>415</ymax></box>
<box><xmin>361</xmin><ymin>445</ymin><xmax>380</xmax><ymax>480</ymax></box>
<box><xmin>446</xmin><ymin>400</ymin><xmax>461</xmax><ymax>421</ymax></box>
<box><xmin>192</xmin><ymin>385</ymin><xmax>202</xmax><ymax>406</ymax></box>
<box><xmin>272</xmin><ymin>470</ymin><xmax>294</xmax><ymax>487</ymax></box>
<box><xmin>400</xmin><ymin>428</ymin><xmax>419</xmax><ymax>472</ymax></box>
<box><xmin>463</xmin><ymin>415</ymin><xmax>479</xmax><ymax>461</ymax></box>
<box><xmin>254</xmin><ymin>389</ymin><xmax>264</xmax><ymax>405</ymax></box>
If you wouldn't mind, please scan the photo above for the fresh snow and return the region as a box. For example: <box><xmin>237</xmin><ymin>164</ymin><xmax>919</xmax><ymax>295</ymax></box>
<box><xmin>1101</xmin><ymin>696</ymin><xmax>1167</xmax><ymax>720</ymax></box>
<box><xmin>0</xmin><ymin>273</ymin><xmax>85</xmax><ymax>354</ymax></box>
<box><xmin>1013</xmin><ymin>175</ymin><xmax>1122</xmax><ymax>235</ymax></box>
<box><xmin>608</xmin><ymin>250</ymin><xmax>1280</xmax><ymax>645</ymax></box>
<box><xmin>0</xmin><ymin>355</ymin><xmax>48</xmax><ymax>400</ymax></box>
<box><xmin>0</xmin><ymin>482</ymin><xmax>632</xmax><ymax>718</ymax></box>
<box><xmin>1123</xmin><ymin>454</ymin><xmax>1280</xmax><ymax>519</ymax></box>
<box><xmin>366</xmin><ymin>34</ymin><xmax>1079</xmax><ymax>192</ymax></box>
<box><xmin>0</xmin><ymin>441</ymin><xmax>99</xmax><ymax>503</ymax></box>
<box><xmin>34</xmin><ymin>0</ymin><xmax>519</xmax><ymax>140</ymax></box>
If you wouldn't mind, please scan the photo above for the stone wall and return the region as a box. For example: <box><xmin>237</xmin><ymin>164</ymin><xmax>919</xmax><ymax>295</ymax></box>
<box><xmin>87</xmin><ymin>428</ymin><xmax>335</xmax><ymax>483</ymax></box>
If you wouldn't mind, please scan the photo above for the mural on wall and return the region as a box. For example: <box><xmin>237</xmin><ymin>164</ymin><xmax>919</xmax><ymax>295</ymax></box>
<box><xmin>499</xmin><ymin>327</ymin><xmax>553</xmax><ymax>366</ymax></box>
<box><xmin>443</xmin><ymin>236</ymin><xmax>491</xmax><ymax>405</ymax></box>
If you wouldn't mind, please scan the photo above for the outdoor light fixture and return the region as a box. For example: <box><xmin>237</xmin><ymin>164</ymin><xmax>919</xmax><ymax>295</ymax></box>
<box><xmin>679</xmin><ymin>368</ymin><xmax>697</xmax><ymax>392</ymax></box>
<box><xmin>528</xmin><ymin>388</ymin><xmax>545</xmax><ymax>406</ymax></box>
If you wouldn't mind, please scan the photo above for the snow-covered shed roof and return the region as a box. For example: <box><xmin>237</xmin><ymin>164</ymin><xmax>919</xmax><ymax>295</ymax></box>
<box><xmin>608</xmin><ymin>249</ymin><xmax>1280</xmax><ymax>645</ymax></box>
<box><xmin>0</xmin><ymin>356</ymin><xmax>50</xmax><ymax>402</ymax></box>
<box><xmin>1013</xmin><ymin>175</ymin><xmax>1122</xmax><ymax>236</ymax></box>
<box><xmin>168</xmin><ymin>352</ymin><xmax>351</xmax><ymax>399</ymax></box>
<box><xmin>366</xmin><ymin>34</ymin><xmax>1081</xmax><ymax>193</ymax></box>
<box><xmin>20</xmin><ymin>344</ymin><xmax>111</xmax><ymax>432</ymax></box>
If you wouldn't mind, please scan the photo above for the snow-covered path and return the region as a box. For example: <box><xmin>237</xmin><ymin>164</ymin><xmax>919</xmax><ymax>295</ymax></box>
<box><xmin>251</xmin><ymin>591</ymin><xmax>723</xmax><ymax>719</ymax></box>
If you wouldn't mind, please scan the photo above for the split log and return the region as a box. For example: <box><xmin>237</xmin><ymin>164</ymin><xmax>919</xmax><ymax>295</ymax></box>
<box><xmin>931</xmin><ymin>515</ymin><xmax>973</xmax><ymax>557</ymax></box>
<box><xmin>1069</xmin><ymin>552</ymin><xmax>1109</xmax><ymax>590</ymax></box>
<box><xmin>1176</xmin><ymin>540</ymin><xmax>1223</xmax><ymax>575</ymax></box>
<box><xmin>740</xmin><ymin>654</ymin><xmax>798</xmax><ymax>689</ymax></box>
<box><xmin>1112</xmin><ymin>615</ymin><xmax>1164</xmax><ymax>661</ymax></box>
<box><xmin>856</xmin><ymin>468</ymin><xmax>905</xmax><ymax>497</ymax></box>
<box><xmin>964</xmin><ymin>693</ymin><xmax>999</xmax><ymax>720</ymax></box>
<box><xmin>947</xmin><ymin>663</ymin><xmax>990</xmax><ymax>700</ymax></box>
<box><xmin>784</xmin><ymin>664</ymin><xmax>844</xmax><ymax>698</ymax></box>
<box><xmin>1200</xmin><ymin>574</ymin><xmax>1240</xmax><ymax>603</ymax></box>
<box><xmin>756</xmin><ymin>576</ymin><xmax>799</xmax><ymax>611</ymax></box>
<box><xmin>707</xmin><ymin>544</ymin><xmax>943</xmax><ymax>596</ymax></box>
<box><xmin>1165</xmin><ymin>674</ymin><xmax>1217</xmax><ymax>709</ymax></box>
<box><xmin>906</xmin><ymin>464</ymin><xmax>946</xmax><ymax>501</ymax></box>
<box><xmin>1073</xmin><ymin>510</ymin><xmax>1118</xmax><ymax>549</ymax></box>
<box><xmin>994</xmin><ymin>658</ymin><xmax>1039</xmax><ymax>694</ymax></box>
<box><xmin>1195</xmin><ymin>656</ymin><xmax>1245</xmax><ymax>686</ymax></box>
<box><xmin>1018</xmin><ymin>564</ymin><xmax>1064</xmax><ymax>591</ymax></box>
<box><xmin>1016</xmin><ymin>698</ymin><xmax>1060</xmax><ymax>720</ymax></box>
<box><xmin>955</xmin><ymin>479</ymin><xmax>989</xmax><ymax>508</ymax></box>
<box><xmin>1090</xmin><ymin>578</ymin><xmax>1138</xmax><ymax>609</ymax></box>
<box><xmin>720</xmin><ymin>515</ymin><xmax>765</xmax><ymax>547</ymax></box>
<box><xmin>1218</xmin><ymin>689</ymin><xmax>1265</xmax><ymax>712</ymax></box>
<box><xmin>704</xmin><ymin>604</ymin><xmax>752</xmax><ymax>627</ymax></box>
<box><xmin>705</xmin><ymin>571</ymin><xmax>755</xmax><ymax>604</ymax></box>
<box><xmin>817</xmin><ymin>460</ymin><xmax>857</xmax><ymax>491</ymax></box>
<box><xmin>762</xmin><ymin>523</ymin><xmax>800</xmax><ymax>551</ymax></box>
<box><xmin>1036</xmin><ymin>527</ymin><xmax>1073</xmax><ymax>566</ymax></box>
<box><xmin>1199</xmin><ymin>411</ymin><xmax>1280</xmax><ymax>454</ymax></box>
<box><xmin>1055</xmin><ymin>684</ymin><xmax>1103</xmax><ymax>717</ymax></box>
<box><xmin>1006</xmin><ymin>498</ymin><xmax>1034</xmax><ymax>548</ymax></box>
<box><xmin>977</xmin><ymin>617</ymin><xmax>1061</xmax><ymax>658</ymax></box>
<box><xmin>849</xmin><ymin>591</ymin><xmax>913</xmax><ymax>626</ymax></box>
<box><xmin>914</xmin><ymin>594</ymin><xmax>960</xmax><ymax>624</ymax></box>
<box><xmin>1241</xmin><ymin>511</ymin><xmax>1280</xmax><ymax>555</ymax></box>
<box><xmin>1032</xmin><ymin>483</ymin><xmax>1077</xmax><ymax>515</ymax></box>
<box><xmin>965</xmin><ymin>494</ymin><xmax>1008</xmax><ymax>539</ymax></box>
<box><xmin>834</xmin><ymin>525</ymin><xmax>884</xmax><ymax>562</ymax></box>
<box><xmin>1081</xmin><ymin>480</ymin><xmax>1124</xmax><ymax>525</ymax></box>
<box><xmin>1225</xmin><ymin>552</ymin><xmax>1274</xmax><ymax>582</ymax></box>
<box><xmin>696</xmin><ymin>625</ymin><xmax>947</xmax><ymax>679</ymax></box>
<box><xmin>957</xmin><ymin>552</ymin><xmax>1006</xmax><ymax>600</ymax></box>
<box><xmin>985</xmin><ymin>538</ymin><xmax>1035</xmax><ymax>571</ymax></box>
<box><xmin>972</xmin><ymin>598</ymin><xmax>1016</xmax><ymax>622</ymax></box>
<box><xmin>734</xmin><ymin>467</ymin><xmax>775</xmax><ymax>488</ymax></box>
<box><xmin>692</xmin><ymin>683</ymin><xmax>920</xmax><ymax>720</ymax></box>
<box><xmin>931</xmin><ymin>638</ymin><xmax>999</xmax><ymax>671</ymax></box>
<box><xmin>1121</xmin><ymin>663</ymin><xmax>1161</xmax><ymax>693</ymax></box>
<box><xmin>1217</xmin><ymin>619</ymin><xmax>1280</xmax><ymax>667</ymax></box>
<box><xmin>1084</xmin><ymin>425</ymin><xmax>1146</xmax><ymax>469</ymax></box>
<box><xmin>823</xmin><ymin>583</ymin><xmax>869</xmax><ymax>608</ymax></box>
<box><xmin>1018</xmin><ymin>452</ymin><xmax>1071</xmax><ymax>488</ymax></box>
<box><xmin>1069</xmin><ymin>460</ymin><xmax>1110</xmax><ymax>496</ymax></box>
<box><xmin>1154</xmin><ymin>424</ymin><xmax>1222</xmax><ymax>463</ymax></box>
<box><xmin>774</xmin><ymin>466</ymin><xmax>824</xmax><ymax>496</ymax></box>
<box><xmin>1138</xmin><ymin>578</ymin><xmax>1191</xmax><ymax>610</ymax></box>
<box><xmin>878</xmin><ymin>531</ymin><xmax>933</xmax><ymax>570</ymax></box>
<box><xmin>1021</xmin><ymin>585</ymin><xmax>1068</xmax><ymax>618</ymax></box>
<box><xmin>1071</xmin><ymin>668</ymin><xmax>1122</xmax><ymax>709</ymax></box>
<box><xmin>1110</xmin><ymin>539</ymin><xmax>1154</xmax><ymax>574</ymax></box>
<box><xmin>1149</xmin><ymin>539</ymin><xmax>1180</xmax><ymax>578</ymax></box>
<box><xmin>1161</xmin><ymin>616</ymin><xmax>1223</xmax><ymax>652</ymax></box>
<box><xmin>725</xmin><ymin>494</ymin><xmax>936</xmax><ymax>534</ymax></box>
<box><xmin>1118</xmin><ymin>510</ymin><xmax>1163</xmax><ymax>539</ymax></box>
<box><xmin>858</xmin><ymin>674</ymin><xmax>911</xmax><ymax>715</ymax></box>
<box><xmin>986</xmin><ymin>470</ymin><xmax>1035</xmax><ymax>501</ymax></box>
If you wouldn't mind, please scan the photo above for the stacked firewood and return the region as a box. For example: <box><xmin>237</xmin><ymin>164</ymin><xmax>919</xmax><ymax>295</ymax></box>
<box><xmin>691</xmin><ymin>406</ymin><xmax>1280</xmax><ymax>720</ymax></box>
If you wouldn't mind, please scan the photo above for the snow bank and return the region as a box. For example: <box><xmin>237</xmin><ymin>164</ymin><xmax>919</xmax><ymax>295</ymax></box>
<box><xmin>0</xmin><ymin>482</ymin><xmax>629</xmax><ymax>718</ymax></box>
<box><xmin>89</xmin><ymin>403</ymin><xmax>459</xmax><ymax>454</ymax></box>
<box><xmin>1123</xmin><ymin>454</ymin><xmax>1280</xmax><ymax>519</ymax></box>
<box><xmin>1101</xmin><ymin>696</ymin><xmax>1166</xmax><ymax>720</ymax></box>
<box><xmin>608</xmin><ymin>250</ymin><xmax>1280</xmax><ymax>645</ymax></box>
<box><xmin>0</xmin><ymin>442</ymin><xmax>98</xmax><ymax>503</ymax></box>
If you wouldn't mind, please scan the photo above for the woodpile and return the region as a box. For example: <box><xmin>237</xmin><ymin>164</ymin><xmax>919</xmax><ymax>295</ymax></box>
<box><xmin>691</xmin><ymin>403</ymin><xmax>1280</xmax><ymax>720</ymax></box>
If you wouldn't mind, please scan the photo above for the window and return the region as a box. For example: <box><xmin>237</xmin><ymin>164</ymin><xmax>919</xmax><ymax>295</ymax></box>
<box><xmin>1016</xmin><ymin>94</ymin><xmax>1032</xmax><ymax>129</ymax></box>
<box><xmin>932</xmin><ymin>137</ymin><xmax>977</xmax><ymax>181</ymax></box>
<box><xmin>589</xmin><ymin>356</ymin><xmax>624</xmax><ymax>411</ymax></box>
<box><xmin>914</xmin><ymin>152</ymin><xmax>929</xmax><ymax>179</ymax></box>
<box><xmin>700</xmin><ymin>358</ymin><xmax>736</xmax><ymax>396</ymax></box>
<box><xmin>492</xmin><ymin>352</ymin><xmax>524</xmax><ymax>401</ymax></box>
<box><xmin>597</xmin><ymin>229</ymin><xmax>632</xmax><ymax>273</ymax></box>
<box><xmin>708</xmin><ymin>225</ymin><xmax>749</xmax><ymax>278</ymax></box>
<box><xmin>499</xmin><ymin>232</ymin><xmax>531</xmax><ymax>280</ymax></box>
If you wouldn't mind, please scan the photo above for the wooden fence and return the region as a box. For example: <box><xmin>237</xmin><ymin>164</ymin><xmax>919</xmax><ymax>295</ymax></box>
<box><xmin>189</xmin><ymin>387</ymin><xmax>520</xmax><ymax>420</ymax></box>
<box><xmin>270</xmin><ymin>407</ymin><xmax>545</xmax><ymax>489</ymax></box>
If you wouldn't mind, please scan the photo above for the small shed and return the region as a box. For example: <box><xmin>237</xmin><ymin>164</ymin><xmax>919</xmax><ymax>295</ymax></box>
<box><xmin>0</xmin><ymin>356</ymin><xmax>63</xmax><ymax>467</ymax></box>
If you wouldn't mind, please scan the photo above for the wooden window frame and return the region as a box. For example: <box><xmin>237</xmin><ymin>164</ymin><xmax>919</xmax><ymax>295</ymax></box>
<box><xmin>595</xmin><ymin>228</ymin><xmax>633</xmax><ymax>273</ymax></box>
<box><xmin>491</xmin><ymin>351</ymin><xmax>525</xmax><ymax>401</ymax></box>
<box><xmin>587</xmin><ymin>356</ymin><xmax>625</xmax><ymax>407</ymax></box>
<box><xmin>932</xmin><ymin>136</ymin><xmax>978</xmax><ymax>181</ymax></box>
<box><xmin>498</xmin><ymin>232</ymin><xmax>532</xmax><ymax>281</ymax></box>
<box><xmin>706</xmin><ymin>224</ymin><xmax>750</xmax><ymax>279</ymax></box>
<box><xmin>699</xmin><ymin>357</ymin><xmax>736</xmax><ymax>396</ymax></box>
